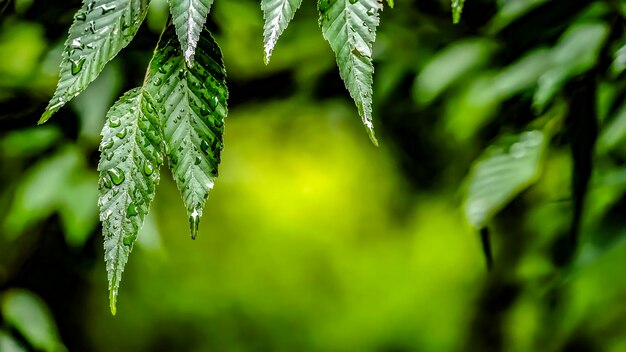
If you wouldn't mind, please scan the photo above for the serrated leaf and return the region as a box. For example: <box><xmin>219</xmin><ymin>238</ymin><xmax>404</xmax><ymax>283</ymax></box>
<box><xmin>168</xmin><ymin>0</ymin><xmax>214</xmax><ymax>66</ymax></box>
<box><xmin>261</xmin><ymin>0</ymin><xmax>303</xmax><ymax>63</ymax></box>
<box><xmin>40</xmin><ymin>0</ymin><xmax>150</xmax><ymax>124</ymax></box>
<box><xmin>464</xmin><ymin>130</ymin><xmax>547</xmax><ymax>228</ymax></box>
<box><xmin>144</xmin><ymin>23</ymin><xmax>227</xmax><ymax>239</ymax></box>
<box><xmin>318</xmin><ymin>0</ymin><xmax>382</xmax><ymax>145</ymax></box>
<box><xmin>98</xmin><ymin>88</ymin><xmax>164</xmax><ymax>315</ymax></box>
<box><xmin>452</xmin><ymin>0</ymin><xmax>465</xmax><ymax>23</ymax></box>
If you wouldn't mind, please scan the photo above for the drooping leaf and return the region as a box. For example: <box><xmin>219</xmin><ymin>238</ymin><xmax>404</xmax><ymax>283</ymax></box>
<box><xmin>318</xmin><ymin>0</ymin><xmax>383</xmax><ymax>145</ymax></box>
<box><xmin>452</xmin><ymin>0</ymin><xmax>465</xmax><ymax>24</ymax></box>
<box><xmin>168</xmin><ymin>0</ymin><xmax>214</xmax><ymax>65</ymax></box>
<box><xmin>1</xmin><ymin>289</ymin><xmax>64</xmax><ymax>352</ymax></box>
<box><xmin>98</xmin><ymin>88</ymin><xmax>163</xmax><ymax>315</ymax></box>
<box><xmin>533</xmin><ymin>22</ymin><xmax>608</xmax><ymax>112</ymax></box>
<box><xmin>261</xmin><ymin>0</ymin><xmax>303</xmax><ymax>63</ymax></box>
<box><xmin>144</xmin><ymin>23</ymin><xmax>228</xmax><ymax>239</ymax></box>
<box><xmin>40</xmin><ymin>0</ymin><xmax>150</xmax><ymax>124</ymax></box>
<box><xmin>464</xmin><ymin>130</ymin><xmax>548</xmax><ymax>228</ymax></box>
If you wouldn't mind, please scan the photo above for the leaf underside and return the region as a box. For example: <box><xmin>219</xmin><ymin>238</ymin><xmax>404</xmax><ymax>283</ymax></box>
<box><xmin>144</xmin><ymin>22</ymin><xmax>228</xmax><ymax>239</ymax></box>
<box><xmin>464</xmin><ymin>130</ymin><xmax>547</xmax><ymax>228</ymax></box>
<box><xmin>168</xmin><ymin>0</ymin><xmax>214</xmax><ymax>65</ymax></box>
<box><xmin>452</xmin><ymin>0</ymin><xmax>465</xmax><ymax>24</ymax></box>
<box><xmin>98</xmin><ymin>88</ymin><xmax>164</xmax><ymax>315</ymax></box>
<box><xmin>40</xmin><ymin>0</ymin><xmax>150</xmax><ymax>123</ymax></box>
<box><xmin>318</xmin><ymin>0</ymin><xmax>383</xmax><ymax>145</ymax></box>
<box><xmin>261</xmin><ymin>0</ymin><xmax>303</xmax><ymax>63</ymax></box>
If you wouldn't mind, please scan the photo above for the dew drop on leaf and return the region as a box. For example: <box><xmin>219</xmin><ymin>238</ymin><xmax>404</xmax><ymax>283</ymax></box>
<box><xmin>116</xmin><ymin>128</ymin><xmax>127</xmax><ymax>139</ymax></box>
<box><xmin>189</xmin><ymin>208</ymin><xmax>200</xmax><ymax>240</ymax></box>
<box><xmin>70</xmin><ymin>57</ymin><xmax>85</xmax><ymax>75</ymax></box>
<box><xmin>126</xmin><ymin>202</ymin><xmax>138</xmax><ymax>217</ymax></box>
<box><xmin>143</xmin><ymin>160</ymin><xmax>154</xmax><ymax>176</ymax></box>
<box><xmin>200</xmin><ymin>140</ymin><xmax>210</xmax><ymax>154</ymax></box>
<box><xmin>108</xmin><ymin>167</ymin><xmax>125</xmax><ymax>185</ymax></box>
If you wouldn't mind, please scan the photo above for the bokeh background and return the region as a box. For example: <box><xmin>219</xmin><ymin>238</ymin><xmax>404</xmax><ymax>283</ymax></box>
<box><xmin>2</xmin><ymin>0</ymin><xmax>626</xmax><ymax>350</ymax></box>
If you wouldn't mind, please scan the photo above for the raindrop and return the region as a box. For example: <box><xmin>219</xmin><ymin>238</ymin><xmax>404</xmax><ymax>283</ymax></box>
<box><xmin>76</xmin><ymin>11</ymin><xmax>87</xmax><ymax>21</ymax></box>
<box><xmin>109</xmin><ymin>117</ymin><xmax>121</xmax><ymax>127</ymax></box>
<box><xmin>127</xmin><ymin>202</ymin><xmax>138</xmax><ymax>217</ymax></box>
<box><xmin>153</xmin><ymin>77</ymin><xmax>162</xmax><ymax>86</ymax></box>
<box><xmin>101</xmin><ymin>4</ymin><xmax>115</xmax><ymax>14</ymax></box>
<box><xmin>108</xmin><ymin>167</ymin><xmax>125</xmax><ymax>185</ymax></box>
<box><xmin>116</xmin><ymin>128</ymin><xmax>127</xmax><ymax>139</ymax></box>
<box><xmin>367</xmin><ymin>8</ymin><xmax>375</xmax><ymax>16</ymax></box>
<box><xmin>70</xmin><ymin>57</ymin><xmax>85</xmax><ymax>75</ymax></box>
<box><xmin>102</xmin><ymin>139</ymin><xmax>114</xmax><ymax>150</ymax></box>
<box><xmin>143</xmin><ymin>160</ymin><xmax>154</xmax><ymax>176</ymax></box>
<box><xmin>194</xmin><ymin>156</ymin><xmax>201</xmax><ymax>165</ymax></box>
<box><xmin>102</xmin><ymin>176</ymin><xmax>112</xmax><ymax>189</ymax></box>
<box><xmin>200</xmin><ymin>140</ymin><xmax>210</xmax><ymax>154</ymax></box>
<box><xmin>189</xmin><ymin>208</ymin><xmax>200</xmax><ymax>240</ymax></box>
<box><xmin>122</xmin><ymin>234</ymin><xmax>135</xmax><ymax>246</ymax></box>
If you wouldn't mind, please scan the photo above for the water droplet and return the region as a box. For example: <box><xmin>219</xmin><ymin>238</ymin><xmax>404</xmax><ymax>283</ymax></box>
<box><xmin>367</xmin><ymin>8</ymin><xmax>375</xmax><ymax>16</ymax></box>
<box><xmin>194</xmin><ymin>156</ymin><xmax>201</xmax><ymax>165</ymax></box>
<box><xmin>71</xmin><ymin>38</ymin><xmax>83</xmax><ymax>50</ymax></box>
<box><xmin>122</xmin><ymin>234</ymin><xmax>135</xmax><ymax>246</ymax></box>
<box><xmin>126</xmin><ymin>202</ymin><xmax>138</xmax><ymax>217</ymax></box>
<box><xmin>70</xmin><ymin>57</ymin><xmax>85</xmax><ymax>75</ymax></box>
<box><xmin>108</xmin><ymin>167</ymin><xmax>125</xmax><ymax>185</ymax></box>
<box><xmin>200</xmin><ymin>140</ymin><xmax>210</xmax><ymax>154</ymax></box>
<box><xmin>109</xmin><ymin>117</ymin><xmax>121</xmax><ymax>127</ymax></box>
<box><xmin>170</xmin><ymin>153</ymin><xmax>179</xmax><ymax>165</ymax></box>
<box><xmin>102</xmin><ymin>176</ymin><xmax>112</xmax><ymax>189</ymax></box>
<box><xmin>143</xmin><ymin>160</ymin><xmax>154</xmax><ymax>176</ymax></box>
<box><xmin>189</xmin><ymin>208</ymin><xmax>200</xmax><ymax>240</ymax></box>
<box><xmin>349</xmin><ymin>0</ymin><xmax>358</xmax><ymax>5</ymax></box>
<box><xmin>102</xmin><ymin>139</ymin><xmax>114</xmax><ymax>150</ymax></box>
<box><xmin>75</xmin><ymin>11</ymin><xmax>87</xmax><ymax>21</ymax></box>
<box><xmin>154</xmin><ymin>150</ymin><xmax>164</xmax><ymax>165</ymax></box>
<box><xmin>87</xmin><ymin>21</ymin><xmax>96</xmax><ymax>34</ymax></box>
<box><xmin>510</xmin><ymin>143</ymin><xmax>526</xmax><ymax>158</ymax></box>
<box><xmin>116</xmin><ymin>128</ymin><xmax>127</xmax><ymax>139</ymax></box>
<box><xmin>86</xmin><ymin>1</ymin><xmax>95</xmax><ymax>12</ymax></box>
<box><xmin>153</xmin><ymin>77</ymin><xmax>162</xmax><ymax>86</ymax></box>
<box><xmin>101</xmin><ymin>4</ymin><xmax>115</xmax><ymax>14</ymax></box>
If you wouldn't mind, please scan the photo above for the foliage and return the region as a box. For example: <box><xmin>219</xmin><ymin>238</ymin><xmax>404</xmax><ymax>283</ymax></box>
<box><xmin>5</xmin><ymin>0</ymin><xmax>626</xmax><ymax>351</ymax></box>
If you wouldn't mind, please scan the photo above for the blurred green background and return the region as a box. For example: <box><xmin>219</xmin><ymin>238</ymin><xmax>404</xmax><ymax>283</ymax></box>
<box><xmin>2</xmin><ymin>0</ymin><xmax>626</xmax><ymax>350</ymax></box>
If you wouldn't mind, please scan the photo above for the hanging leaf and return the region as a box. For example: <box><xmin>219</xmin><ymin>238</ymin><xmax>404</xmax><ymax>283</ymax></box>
<box><xmin>464</xmin><ymin>130</ymin><xmax>548</xmax><ymax>228</ymax></box>
<box><xmin>98</xmin><ymin>88</ymin><xmax>164</xmax><ymax>315</ymax></box>
<box><xmin>261</xmin><ymin>0</ymin><xmax>303</xmax><ymax>64</ymax></box>
<box><xmin>168</xmin><ymin>0</ymin><xmax>214</xmax><ymax>65</ymax></box>
<box><xmin>452</xmin><ymin>0</ymin><xmax>465</xmax><ymax>24</ymax></box>
<box><xmin>40</xmin><ymin>0</ymin><xmax>150</xmax><ymax>123</ymax></box>
<box><xmin>318</xmin><ymin>0</ymin><xmax>383</xmax><ymax>145</ymax></box>
<box><xmin>144</xmin><ymin>23</ymin><xmax>228</xmax><ymax>239</ymax></box>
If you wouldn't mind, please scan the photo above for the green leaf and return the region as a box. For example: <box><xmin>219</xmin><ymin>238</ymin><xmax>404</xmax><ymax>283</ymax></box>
<box><xmin>40</xmin><ymin>0</ymin><xmax>150</xmax><ymax>124</ymax></box>
<box><xmin>144</xmin><ymin>23</ymin><xmax>227</xmax><ymax>239</ymax></box>
<box><xmin>386</xmin><ymin>0</ymin><xmax>393</xmax><ymax>8</ymax></box>
<box><xmin>0</xmin><ymin>329</ymin><xmax>27</xmax><ymax>352</ymax></box>
<box><xmin>464</xmin><ymin>130</ymin><xmax>548</xmax><ymax>228</ymax></box>
<box><xmin>168</xmin><ymin>0</ymin><xmax>214</xmax><ymax>65</ymax></box>
<box><xmin>261</xmin><ymin>0</ymin><xmax>303</xmax><ymax>63</ymax></box>
<box><xmin>452</xmin><ymin>0</ymin><xmax>465</xmax><ymax>24</ymax></box>
<box><xmin>318</xmin><ymin>0</ymin><xmax>383</xmax><ymax>145</ymax></box>
<box><xmin>98</xmin><ymin>88</ymin><xmax>164</xmax><ymax>315</ymax></box>
<box><xmin>1</xmin><ymin>289</ymin><xmax>64</xmax><ymax>352</ymax></box>
<box><xmin>533</xmin><ymin>22</ymin><xmax>608</xmax><ymax>112</ymax></box>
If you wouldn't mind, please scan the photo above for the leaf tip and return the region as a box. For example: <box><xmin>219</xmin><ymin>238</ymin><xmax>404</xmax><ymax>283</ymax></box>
<box><xmin>109</xmin><ymin>290</ymin><xmax>117</xmax><ymax>316</ymax></box>
<box><xmin>189</xmin><ymin>208</ymin><xmax>200</xmax><ymax>240</ymax></box>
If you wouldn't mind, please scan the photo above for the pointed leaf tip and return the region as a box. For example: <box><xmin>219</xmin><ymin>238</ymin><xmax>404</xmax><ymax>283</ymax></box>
<box><xmin>144</xmin><ymin>23</ymin><xmax>227</xmax><ymax>241</ymax></box>
<box><xmin>169</xmin><ymin>0</ymin><xmax>214</xmax><ymax>69</ymax></box>
<box><xmin>319</xmin><ymin>0</ymin><xmax>382</xmax><ymax>143</ymax></box>
<box><xmin>109</xmin><ymin>291</ymin><xmax>117</xmax><ymax>316</ymax></box>
<box><xmin>261</xmin><ymin>0</ymin><xmax>303</xmax><ymax>65</ymax></box>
